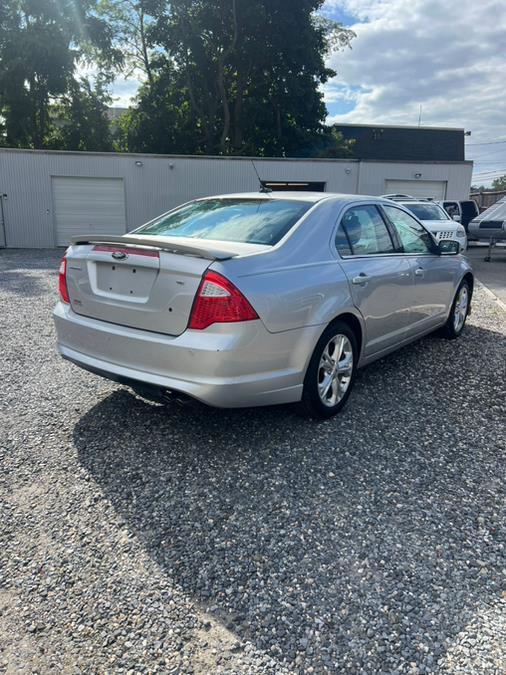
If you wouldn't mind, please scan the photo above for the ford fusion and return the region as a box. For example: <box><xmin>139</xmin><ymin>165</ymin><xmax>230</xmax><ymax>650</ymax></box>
<box><xmin>54</xmin><ymin>193</ymin><xmax>473</xmax><ymax>418</ymax></box>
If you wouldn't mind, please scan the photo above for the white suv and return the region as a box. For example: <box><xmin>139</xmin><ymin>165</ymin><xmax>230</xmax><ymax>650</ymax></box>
<box><xmin>383</xmin><ymin>197</ymin><xmax>468</xmax><ymax>251</ymax></box>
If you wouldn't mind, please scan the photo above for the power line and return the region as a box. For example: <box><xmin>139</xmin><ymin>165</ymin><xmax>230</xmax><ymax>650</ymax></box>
<box><xmin>466</xmin><ymin>140</ymin><xmax>506</xmax><ymax>147</ymax></box>
<box><xmin>473</xmin><ymin>169</ymin><xmax>506</xmax><ymax>176</ymax></box>
<box><xmin>472</xmin><ymin>171</ymin><xmax>506</xmax><ymax>178</ymax></box>
<box><xmin>473</xmin><ymin>167</ymin><xmax>506</xmax><ymax>173</ymax></box>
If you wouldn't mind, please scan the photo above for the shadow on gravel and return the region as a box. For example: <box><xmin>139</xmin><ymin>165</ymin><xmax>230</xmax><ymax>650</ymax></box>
<box><xmin>0</xmin><ymin>248</ymin><xmax>62</xmax><ymax>268</ymax></box>
<box><xmin>74</xmin><ymin>325</ymin><xmax>505</xmax><ymax>671</ymax></box>
<box><xmin>0</xmin><ymin>269</ymin><xmax>55</xmax><ymax>297</ymax></box>
<box><xmin>0</xmin><ymin>249</ymin><xmax>61</xmax><ymax>297</ymax></box>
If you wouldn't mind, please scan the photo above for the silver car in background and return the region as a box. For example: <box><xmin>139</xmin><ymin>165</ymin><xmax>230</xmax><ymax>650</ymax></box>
<box><xmin>54</xmin><ymin>193</ymin><xmax>473</xmax><ymax>418</ymax></box>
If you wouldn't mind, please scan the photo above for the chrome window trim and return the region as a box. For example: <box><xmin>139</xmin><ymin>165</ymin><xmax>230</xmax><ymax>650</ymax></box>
<box><xmin>332</xmin><ymin>202</ymin><xmax>398</xmax><ymax>259</ymax></box>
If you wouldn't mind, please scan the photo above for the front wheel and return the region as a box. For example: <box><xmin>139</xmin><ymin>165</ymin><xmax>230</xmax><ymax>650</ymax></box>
<box><xmin>441</xmin><ymin>280</ymin><xmax>470</xmax><ymax>339</ymax></box>
<box><xmin>299</xmin><ymin>320</ymin><xmax>357</xmax><ymax>419</ymax></box>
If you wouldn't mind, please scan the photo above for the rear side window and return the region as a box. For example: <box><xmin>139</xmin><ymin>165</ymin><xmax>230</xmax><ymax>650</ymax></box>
<box><xmin>336</xmin><ymin>205</ymin><xmax>395</xmax><ymax>256</ymax></box>
<box><xmin>134</xmin><ymin>198</ymin><xmax>312</xmax><ymax>245</ymax></box>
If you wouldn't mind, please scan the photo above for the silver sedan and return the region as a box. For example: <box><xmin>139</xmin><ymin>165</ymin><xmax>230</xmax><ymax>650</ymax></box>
<box><xmin>54</xmin><ymin>193</ymin><xmax>473</xmax><ymax>418</ymax></box>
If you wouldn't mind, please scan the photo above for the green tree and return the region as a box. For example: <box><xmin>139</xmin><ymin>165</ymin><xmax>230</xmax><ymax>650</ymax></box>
<box><xmin>0</xmin><ymin>0</ymin><xmax>119</xmax><ymax>148</ymax></box>
<box><xmin>116</xmin><ymin>64</ymin><xmax>196</xmax><ymax>153</ymax></box>
<box><xmin>48</xmin><ymin>77</ymin><xmax>114</xmax><ymax>151</ymax></box>
<box><xmin>97</xmin><ymin>0</ymin><xmax>156</xmax><ymax>83</ymax></box>
<box><xmin>124</xmin><ymin>0</ymin><xmax>354</xmax><ymax>156</ymax></box>
<box><xmin>491</xmin><ymin>175</ymin><xmax>506</xmax><ymax>191</ymax></box>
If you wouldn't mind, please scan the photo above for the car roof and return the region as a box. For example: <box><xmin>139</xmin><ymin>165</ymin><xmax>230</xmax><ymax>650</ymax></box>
<box><xmin>198</xmin><ymin>191</ymin><xmax>393</xmax><ymax>204</ymax></box>
<box><xmin>397</xmin><ymin>199</ymin><xmax>442</xmax><ymax>206</ymax></box>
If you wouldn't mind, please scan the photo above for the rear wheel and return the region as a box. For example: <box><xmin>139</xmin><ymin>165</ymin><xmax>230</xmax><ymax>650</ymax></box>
<box><xmin>441</xmin><ymin>280</ymin><xmax>470</xmax><ymax>339</ymax></box>
<box><xmin>299</xmin><ymin>321</ymin><xmax>357</xmax><ymax>419</ymax></box>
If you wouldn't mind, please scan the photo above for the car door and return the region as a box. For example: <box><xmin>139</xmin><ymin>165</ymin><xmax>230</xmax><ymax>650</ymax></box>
<box><xmin>460</xmin><ymin>200</ymin><xmax>480</xmax><ymax>230</ymax></box>
<box><xmin>334</xmin><ymin>203</ymin><xmax>413</xmax><ymax>357</ymax></box>
<box><xmin>381</xmin><ymin>204</ymin><xmax>455</xmax><ymax>333</ymax></box>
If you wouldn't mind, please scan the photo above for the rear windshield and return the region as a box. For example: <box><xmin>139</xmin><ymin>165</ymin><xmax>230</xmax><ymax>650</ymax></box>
<box><xmin>134</xmin><ymin>198</ymin><xmax>313</xmax><ymax>245</ymax></box>
<box><xmin>405</xmin><ymin>203</ymin><xmax>449</xmax><ymax>221</ymax></box>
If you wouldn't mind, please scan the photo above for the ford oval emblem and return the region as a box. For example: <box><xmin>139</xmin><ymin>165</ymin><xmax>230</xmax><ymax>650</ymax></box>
<box><xmin>112</xmin><ymin>251</ymin><xmax>128</xmax><ymax>260</ymax></box>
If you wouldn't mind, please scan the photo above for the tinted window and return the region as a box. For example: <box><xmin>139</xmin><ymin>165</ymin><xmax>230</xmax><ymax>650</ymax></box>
<box><xmin>403</xmin><ymin>203</ymin><xmax>449</xmax><ymax>221</ymax></box>
<box><xmin>337</xmin><ymin>205</ymin><xmax>395</xmax><ymax>256</ymax></box>
<box><xmin>335</xmin><ymin>224</ymin><xmax>352</xmax><ymax>256</ymax></box>
<box><xmin>383</xmin><ymin>205</ymin><xmax>434</xmax><ymax>254</ymax></box>
<box><xmin>443</xmin><ymin>201</ymin><xmax>460</xmax><ymax>217</ymax></box>
<box><xmin>134</xmin><ymin>198</ymin><xmax>312</xmax><ymax>245</ymax></box>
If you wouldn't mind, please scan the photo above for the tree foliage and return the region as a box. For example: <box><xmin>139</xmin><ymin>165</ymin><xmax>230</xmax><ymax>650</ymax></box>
<box><xmin>0</xmin><ymin>0</ymin><xmax>119</xmax><ymax>149</ymax></box>
<box><xmin>491</xmin><ymin>175</ymin><xmax>506</xmax><ymax>191</ymax></box>
<box><xmin>471</xmin><ymin>175</ymin><xmax>506</xmax><ymax>192</ymax></box>
<box><xmin>48</xmin><ymin>77</ymin><xmax>114</xmax><ymax>151</ymax></box>
<box><xmin>0</xmin><ymin>0</ymin><xmax>355</xmax><ymax>157</ymax></box>
<box><xmin>97</xmin><ymin>0</ymin><xmax>156</xmax><ymax>82</ymax></box>
<box><xmin>121</xmin><ymin>0</ymin><xmax>355</xmax><ymax>156</ymax></box>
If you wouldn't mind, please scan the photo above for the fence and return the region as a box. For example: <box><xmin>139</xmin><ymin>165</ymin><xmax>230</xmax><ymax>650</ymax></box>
<box><xmin>470</xmin><ymin>189</ymin><xmax>506</xmax><ymax>211</ymax></box>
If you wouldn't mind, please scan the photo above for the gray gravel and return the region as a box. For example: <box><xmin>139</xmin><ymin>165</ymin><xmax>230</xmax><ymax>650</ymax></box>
<box><xmin>1</xmin><ymin>249</ymin><xmax>505</xmax><ymax>674</ymax></box>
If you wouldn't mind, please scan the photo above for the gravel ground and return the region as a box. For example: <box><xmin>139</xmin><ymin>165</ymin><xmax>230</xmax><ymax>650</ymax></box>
<box><xmin>1</xmin><ymin>249</ymin><xmax>505</xmax><ymax>674</ymax></box>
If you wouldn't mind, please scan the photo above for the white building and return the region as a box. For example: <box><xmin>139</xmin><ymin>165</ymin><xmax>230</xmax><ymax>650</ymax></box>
<box><xmin>0</xmin><ymin>146</ymin><xmax>473</xmax><ymax>248</ymax></box>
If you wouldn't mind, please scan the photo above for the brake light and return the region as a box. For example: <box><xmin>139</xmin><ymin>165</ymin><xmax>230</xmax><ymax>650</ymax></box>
<box><xmin>189</xmin><ymin>271</ymin><xmax>258</xmax><ymax>330</ymax></box>
<box><xmin>58</xmin><ymin>257</ymin><xmax>70</xmax><ymax>303</ymax></box>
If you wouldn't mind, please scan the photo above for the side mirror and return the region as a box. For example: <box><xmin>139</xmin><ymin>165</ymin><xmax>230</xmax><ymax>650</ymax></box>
<box><xmin>452</xmin><ymin>214</ymin><xmax>461</xmax><ymax>222</ymax></box>
<box><xmin>438</xmin><ymin>239</ymin><xmax>460</xmax><ymax>255</ymax></box>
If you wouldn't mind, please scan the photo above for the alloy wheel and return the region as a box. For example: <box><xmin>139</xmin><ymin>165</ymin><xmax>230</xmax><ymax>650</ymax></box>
<box><xmin>317</xmin><ymin>334</ymin><xmax>354</xmax><ymax>407</ymax></box>
<box><xmin>453</xmin><ymin>285</ymin><xmax>469</xmax><ymax>333</ymax></box>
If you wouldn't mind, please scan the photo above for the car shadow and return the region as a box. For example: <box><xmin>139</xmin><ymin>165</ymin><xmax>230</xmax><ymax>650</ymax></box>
<box><xmin>73</xmin><ymin>324</ymin><xmax>505</xmax><ymax>671</ymax></box>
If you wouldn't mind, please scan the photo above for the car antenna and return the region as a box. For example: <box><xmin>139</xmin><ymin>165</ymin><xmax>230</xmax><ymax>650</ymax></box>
<box><xmin>251</xmin><ymin>159</ymin><xmax>272</xmax><ymax>194</ymax></box>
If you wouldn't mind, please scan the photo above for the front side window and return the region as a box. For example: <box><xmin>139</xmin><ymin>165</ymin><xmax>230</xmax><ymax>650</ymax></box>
<box><xmin>134</xmin><ymin>198</ymin><xmax>313</xmax><ymax>245</ymax></box>
<box><xmin>336</xmin><ymin>205</ymin><xmax>395</xmax><ymax>256</ymax></box>
<box><xmin>382</xmin><ymin>205</ymin><xmax>434</xmax><ymax>254</ymax></box>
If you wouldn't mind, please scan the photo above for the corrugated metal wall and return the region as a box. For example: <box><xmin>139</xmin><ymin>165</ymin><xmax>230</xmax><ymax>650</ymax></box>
<box><xmin>0</xmin><ymin>149</ymin><xmax>473</xmax><ymax>248</ymax></box>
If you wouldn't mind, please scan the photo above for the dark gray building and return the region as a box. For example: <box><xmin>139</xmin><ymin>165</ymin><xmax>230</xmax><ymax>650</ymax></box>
<box><xmin>333</xmin><ymin>123</ymin><xmax>465</xmax><ymax>162</ymax></box>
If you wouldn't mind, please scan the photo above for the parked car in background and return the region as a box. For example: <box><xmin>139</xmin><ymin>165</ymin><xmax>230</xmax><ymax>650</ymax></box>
<box><xmin>54</xmin><ymin>193</ymin><xmax>473</xmax><ymax>419</ymax></box>
<box><xmin>437</xmin><ymin>199</ymin><xmax>480</xmax><ymax>232</ymax></box>
<box><xmin>468</xmin><ymin>196</ymin><xmax>506</xmax><ymax>260</ymax></box>
<box><xmin>382</xmin><ymin>196</ymin><xmax>468</xmax><ymax>251</ymax></box>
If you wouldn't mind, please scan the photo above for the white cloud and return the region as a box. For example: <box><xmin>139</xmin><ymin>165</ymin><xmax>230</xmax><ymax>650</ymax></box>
<box><xmin>323</xmin><ymin>0</ymin><xmax>506</xmax><ymax>184</ymax></box>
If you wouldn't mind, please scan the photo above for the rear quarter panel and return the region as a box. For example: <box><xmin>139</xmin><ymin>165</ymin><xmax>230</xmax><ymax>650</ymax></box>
<box><xmin>211</xmin><ymin>200</ymin><xmax>361</xmax><ymax>334</ymax></box>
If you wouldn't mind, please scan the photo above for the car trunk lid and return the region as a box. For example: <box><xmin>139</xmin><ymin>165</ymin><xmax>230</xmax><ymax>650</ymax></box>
<box><xmin>65</xmin><ymin>235</ymin><xmax>259</xmax><ymax>336</ymax></box>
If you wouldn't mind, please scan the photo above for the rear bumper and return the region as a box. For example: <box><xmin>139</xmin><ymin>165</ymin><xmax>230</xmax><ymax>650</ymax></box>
<box><xmin>53</xmin><ymin>302</ymin><xmax>321</xmax><ymax>408</ymax></box>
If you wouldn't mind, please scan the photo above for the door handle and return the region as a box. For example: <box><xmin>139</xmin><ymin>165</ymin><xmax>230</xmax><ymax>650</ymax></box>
<box><xmin>414</xmin><ymin>268</ymin><xmax>424</xmax><ymax>277</ymax></box>
<box><xmin>352</xmin><ymin>273</ymin><xmax>370</xmax><ymax>285</ymax></box>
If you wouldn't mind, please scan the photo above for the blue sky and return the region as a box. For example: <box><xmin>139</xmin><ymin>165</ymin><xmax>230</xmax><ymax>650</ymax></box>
<box><xmin>109</xmin><ymin>0</ymin><xmax>506</xmax><ymax>186</ymax></box>
<box><xmin>320</xmin><ymin>0</ymin><xmax>506</xmax><ymax>186</ymax></box>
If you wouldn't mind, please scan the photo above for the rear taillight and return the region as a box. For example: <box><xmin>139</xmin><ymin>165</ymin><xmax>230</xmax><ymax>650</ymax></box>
<box><xmin>188</xmin><ymin>271</ymin><xmax>258</xmax><ymax>330</ymax></box>
<box><xmin>58</xmin><ymin>257</ymin><xmax>70</xmax><ymax>303</ymax></box>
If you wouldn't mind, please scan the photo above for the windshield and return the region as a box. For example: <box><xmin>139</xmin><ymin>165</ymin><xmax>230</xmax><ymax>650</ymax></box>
<box><xmin>404</xmin><ymin>203</ymin><xmax>449</xmax><ymax>221</ymax></box>
<box><xmin>134</xmin><ymin>198</ymin><xmax>313</xmax><ymax>245</ymax></box>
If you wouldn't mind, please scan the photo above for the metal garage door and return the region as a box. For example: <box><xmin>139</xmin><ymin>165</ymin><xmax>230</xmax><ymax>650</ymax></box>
<box><xmin>52</xmin><ymin>177</ymin><xmax>126</xmax><ymax>246</ymax></box>
<box><xmin>385</xmin><ymin>180</ymin><xmax>447</xmax><ymax>200</ymax></box>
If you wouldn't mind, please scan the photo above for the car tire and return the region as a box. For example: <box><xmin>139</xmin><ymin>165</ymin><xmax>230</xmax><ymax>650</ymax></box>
<box><xmin>441</xmin><ymin>280</ymin><xmax>470</xmax><ymax>339</ymax></box>
<box><xmin>299</xmin><ymin>320</ymin><xmax>358</xmax><ymax>419</ymax></box>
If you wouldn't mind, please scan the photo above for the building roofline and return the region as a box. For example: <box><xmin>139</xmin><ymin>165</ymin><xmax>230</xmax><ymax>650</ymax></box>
<box><xmin>0</xmin><ymin>147</ymin><xmax>473</xmax><ymax>165</ymax></box>
<box><xmin>331</xmin><ymin>122</ymin><xmax>466</xmax><ymax>132</ymax></box>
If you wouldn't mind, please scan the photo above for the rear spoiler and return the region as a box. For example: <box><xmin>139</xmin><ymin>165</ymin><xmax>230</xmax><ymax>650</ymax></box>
<box><xmin>71</xmin><ymin>234</ymin><xmax>235</xmax><ymax>261</ymax></box>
